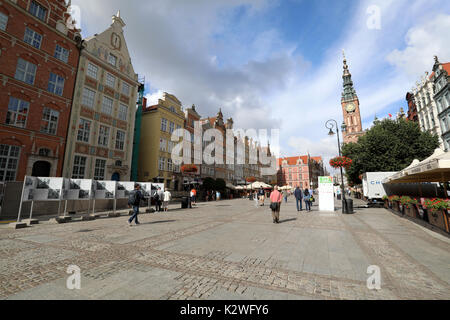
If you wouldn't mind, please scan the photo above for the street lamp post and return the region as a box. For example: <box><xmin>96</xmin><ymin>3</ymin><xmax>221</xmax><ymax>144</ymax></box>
<box><xmin>326</xmin><ymin>119</ymin><xmax>349</xmax><ymax>214</ymax></box>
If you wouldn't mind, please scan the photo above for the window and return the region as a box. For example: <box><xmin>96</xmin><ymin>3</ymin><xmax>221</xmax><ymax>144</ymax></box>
<box><xmin>6</xmin><ymin>97</ymin><xmax>29</xmax><ymax>128</ymax></box>
<box><xmin>101</xmin><ymin>96</ymin><xmax>113</xmax><ymax>115</ymax></box>
<box><xmin>168</xmin><ymin>141</ymin><xmax>174</xmax><ymax>153</ymax></box>
<box><xmin>0</xmin><ymin>12</ymin><xmax>8</xmax><ymax>31</ymax></box>
<box><xmin>94</xmin><ymin>159</ymin><xmax>106</xmax><ymax>180</ymax></box>
<box><xmin>108</xmin><ymin>54</ymin><xmax>117</xmax><ymax>66</ymax></box>
<box><xmin>167</xmin><ymin>158</ymin><xmax>173</xmax><ymax>172</ymax></box>
<box><xmin>98</xmin><ymin>126</ymin><xmax>110</xmax><ymax>146</ymax></box>
<box><xmin>118</xmin><ymin>104</ymin><xmax>128</xmax><ymax>121</ymax></box>
<box><xmin>24</xmin><ymin>27</ymin><xmax>42</xmax><ymax>49</ymax></box>
<box><xmin>0</xmin><ymin>144</ymin><xmax>20</xmax><ymax>181</ymax></box>
<box><xmin>15</xmin><ymin>58</ymin><xmax>37</xmax><ymax>85</ymax></box>
<box><xmin>29</xmin><ymin>1</ymin><xmax>47</xmax><ymax>21</ymax></box>
<box><xmin>54</xmin><ymin>45</ymin><xmax>69</xmax><ymax>63</ymax></box>
<box><xmin>169</xmin><ymin>106</ymin><xmax>176</xmax><ymax>113</ymax></box>
<box><xmin>39</xmin><ymin>148</ymin><xmax>50</xmax><ymax>157</ymax></box>
<box><xmin>115</xmin><ymin>130</ymin><xmax>125</xmax><ymax>150</ymax></box>
<box><xmin>86</xmin><ymin>63</ymin><xmax>98</xmax><ymax>79</ymax></box>
<box><xmin>169</xmin><ymin>121</ymin><xmax>175</xmax><ymax>134</ymax></box>
<box><xmin>174</xmin><ymin>164</ymin><xmax>180</xmax><ymax>173</ymax></box>
<box><xmin>122</xmin><ymin>82</ymin><xmax>130</xmax><ymax>96</ymax></box>
<box><xmin>41</xmin><ymin>108</ymin><xmax>59</xmax><ymax>135</ymax></box>
<box><xmin>431</xmin><ymin>112</ymin><xmax>435</xmax><ymax>126</ymax></box>
<box><xmin>77</xmin><ymin>119</ymin><xmax>91</xmax><ymax>143</ymax></box>
<box><xmin>72</xmin><ymin>155</ymin><xmax>86</xmax><ymax>179</ymax></box>
<box><xmin>82</xmin><ymin>88</ymin><xmax>96</xmax><ymax>108</ymax></box>
<box><xmin>442</xmin><ymin>118</ymin><xmax>448</xmax><ymax>133</ymax></box>
<box><xmin>159</xmin><ymin>157</ymin><xmax>165</xmax><ymax>171</ymax></box>
<box><xmin>48</xmin><ymin>73</ymin><xmax>65</xmax><ymax>96</ymax></box>
<box><xmin>160</xmin><ymin>138</ymin><xmax>167</xmax><ymax>152</ymax></box>
<box><xmin>106</xmin><ymin>73</ymin><xmax>116</xmax><ymax>88</ymax></box>
<box><xmin>161</xmin><ymin>118</ymin><xmax>167</xmax><ymax>132</ymax></box>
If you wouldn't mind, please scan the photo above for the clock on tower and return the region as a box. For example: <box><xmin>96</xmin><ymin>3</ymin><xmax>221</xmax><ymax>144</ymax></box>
<box><xmin>341</xmin><ymin>51</ymin><xmax>364</xmax><ymax>144</ymax></box>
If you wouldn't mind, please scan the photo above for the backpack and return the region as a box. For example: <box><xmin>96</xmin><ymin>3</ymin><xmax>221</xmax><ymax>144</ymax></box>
<box><xmin>128</xmin><ymin>191</ymin><xmax>137</xmax><ymax>206</ymax></box>
<box><xmin>154</xmin><ymin>192</ymin><xmax>160</xmax><ymax>201</ymax></box>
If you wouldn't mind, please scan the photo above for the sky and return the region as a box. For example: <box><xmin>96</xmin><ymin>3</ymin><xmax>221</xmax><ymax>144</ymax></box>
<box><xmin>71</xmin><ymin>0</ymin><xmax>450</xmax><ymax>172</ymax></box>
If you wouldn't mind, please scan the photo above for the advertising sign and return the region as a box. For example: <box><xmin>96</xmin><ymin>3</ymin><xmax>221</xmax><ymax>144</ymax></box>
<box><xmin>116</xmin><ymin>182</ymin><xmax>136</xmax><ymax>199</ymax></box>
<box><xmin>319</xmin><ymin>176</ymin><xmax>335</xmax><ymax>212</ymax></box>
<box><xmin>64</xmin><ymin>179</ymin><xmax>94</xmax><ymax>200</ymax></box>
<box><xmin>93</xmin><ymin>181</ymin><xmax>116</xmax><ymax>199</ymax></box>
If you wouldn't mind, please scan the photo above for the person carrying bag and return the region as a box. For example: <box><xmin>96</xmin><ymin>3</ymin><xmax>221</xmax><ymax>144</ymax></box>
<box><xmin>269</xmin><ymin>186</ymin><xmax>283</xmax><ymax>224</ymax></box>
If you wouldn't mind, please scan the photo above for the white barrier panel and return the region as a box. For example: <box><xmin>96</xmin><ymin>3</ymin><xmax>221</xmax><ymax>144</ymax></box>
<box><xmin>139</xmin><ymin>183</ymin><xmax>153</xmax><ymax>198</ymax></box>
<box><xmin>319</xmin><ymin>176</ymin><xmax>335</xmax><ymax>212</ymax></box>
<box><xmin>22</xmin><ymin>177</ymin><xmax>65</xmax><ymax>202</ymax></box>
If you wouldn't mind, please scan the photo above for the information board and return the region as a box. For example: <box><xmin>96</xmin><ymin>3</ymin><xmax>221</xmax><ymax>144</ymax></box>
<box><xmin>116</xmin><ymin>182</ymin><xmax>136</xmax><ymax>199</ymax></box>
<box><xmin>22</xmin><ymin>177</ymin><xmax>64</xmax><ymax>202</ymax></box>
<box><xmin>93</xmin><ymin>181</ymin><xmax>116</xmax><ymax>199</ymax></box>
<box><xmin>63</xmin><ymin>179</ymin><xmax>94</xmax><ymax>200</ymax></box>
<box><xmin>319</xmin><ymin>176</ymin><xmax>335</xmax><ymax>212</ymax></box>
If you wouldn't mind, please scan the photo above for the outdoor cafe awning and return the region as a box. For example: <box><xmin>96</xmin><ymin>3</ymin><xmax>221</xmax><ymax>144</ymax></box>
<box><xmin>383</xmin><ymin>148</ymin><xmax>450</xmax><ymax>184</ymax></box>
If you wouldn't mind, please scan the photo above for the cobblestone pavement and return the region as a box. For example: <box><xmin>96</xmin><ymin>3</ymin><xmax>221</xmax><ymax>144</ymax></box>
<box><xmin>0</xmin><ymin>197</ymin><xmax>449</xmax><ymax>300</ymax></box>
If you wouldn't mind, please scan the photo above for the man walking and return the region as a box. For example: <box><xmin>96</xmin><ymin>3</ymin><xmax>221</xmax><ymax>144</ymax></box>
<box><xmin>128</xmin><ymin>184</ymin><xmax>143</xmax><ymax>226</ymax></box>
<box><xmin>157</xmin><ymin>187</ymin><xmax>164</xmax><ymax>212</ymax></box>
<box><xmin>269</xmin><ymin>186</ymin><xmax>283</xmax><ymax>224</ymax></box>
<box><xmin>258</xmin><ymin>188</ymin><xmax>265</xmax><ymax>206</ymax></box>
<box><xmin>163</xmin><ymin>189</ymin><xmax>172</xmax><ymax>212</ymax></box>
<box><xmin>294</xmin><ymin>186</ymin><xmax>303</xmax><ymax>212</ymax></box>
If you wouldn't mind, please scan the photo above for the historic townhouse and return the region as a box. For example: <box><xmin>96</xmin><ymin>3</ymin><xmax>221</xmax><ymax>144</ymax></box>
<box><xmin>413</xmin><ymin>69</ymin><xmax>444</xmax><ymax>149</ymax></box>
<box><xmin>138</xmin><ymin>92</ymin><xmax>184</xmax><ymax>190</ymax></box>
<box><xmin>63</xmin><ymin>11</ymin><xmax>139</xmax><ymax>181</ymax></box>
<box><xmin>0</xmin><ymin>0</ymin><xmax>81</xmax><ymax>181</ymax></box>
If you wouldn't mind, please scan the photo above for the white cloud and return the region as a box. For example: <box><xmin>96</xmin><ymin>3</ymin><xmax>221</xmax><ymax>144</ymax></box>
<box><xmin>387</xmin><ymin>14</ymin><xmax>450</xmax><ymax>78</ymax></box>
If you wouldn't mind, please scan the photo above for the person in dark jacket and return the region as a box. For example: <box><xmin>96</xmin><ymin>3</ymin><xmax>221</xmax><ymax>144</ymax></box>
<box><xmin>128</xmin><ymin>184</ymin><xmax>143</xmax><ymax>226</ymax></box>
<box><xmin>304</xmin><ymin>188</ymin><xmax>311</xmax><ymax>211</ymax></box>
<box><xmin>294</xmin><ymin>186</ymin><xmax>303</xmax><ymax>212</ymax></box>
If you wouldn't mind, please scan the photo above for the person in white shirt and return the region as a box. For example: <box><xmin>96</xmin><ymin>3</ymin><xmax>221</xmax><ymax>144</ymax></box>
<box><xmin>163</xmin><ymin>190</ymin><xmax>172</xmax><ymax>212</ymax></box>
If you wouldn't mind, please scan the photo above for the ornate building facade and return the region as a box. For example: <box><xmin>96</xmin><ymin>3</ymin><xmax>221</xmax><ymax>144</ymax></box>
<box><xmin>431</xmin><ymin>57</ymin><xmax>450</xmax><ymax>150</ymax></box>
<box><xmin>63</xmin><ymin>11</ymin><xmax>139</xmax><ymax>181</ymax></box>
<box><xmin>0</xmin><ymin>0</ymin><xmax>81</xmax><ymax>181</ymax></box>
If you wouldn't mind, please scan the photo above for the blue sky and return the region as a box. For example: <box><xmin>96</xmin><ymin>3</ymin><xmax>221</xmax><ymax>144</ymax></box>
<box><xmin>73</xmin><ymin>0</ymin><xmax>450</xmax><ymax>169</ymax></box>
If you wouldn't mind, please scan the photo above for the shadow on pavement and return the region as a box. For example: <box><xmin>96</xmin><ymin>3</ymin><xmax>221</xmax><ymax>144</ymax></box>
<box><xmin>279</xmin><ymin>218</ymin><xmax>298</xmax><ymax>224</ymax></box>
<box><xmin>139</xmin><ymin>220</ymin><xmax>176</xmax><ymax>225</ymax></box>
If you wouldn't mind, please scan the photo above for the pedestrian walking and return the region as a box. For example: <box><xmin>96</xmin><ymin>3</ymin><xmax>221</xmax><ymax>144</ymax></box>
<box><xmin>190</xmin><ymin>188</ymin><xmax>197</xmax><ymax>206</ymax></box>
<box><xmin>128</xmin><ymin>184</ymin><xmax>143</xmax><ymax>226</ymax></box>
<box><xmin>163</xmin><ymin>189</ymin><xmax>172</xmax><ymax>212</ymax></box>
<box><xmin>283</xmin><ymin>189</ymin><xmax>289</xmax><ymax>203</ymax></box>
<box><xmin>269</xmin><ymin>186</ymin><xmax>283</xmax><ymax>224</ymax></box>
<box><xmin>216</xmin><ymin>190</ymin><xmax>221</xmax><ymax>201</ymax></box>
<box><xmin>294</xmin><ymin>186</ymin><xmax>303</xmax><ymax>212</ymax></box>
<box><xmin>304</xmin><ymin>188</ymin><xmax>311</xmax><ymax>211</ymax></box>
<box><xmin>258</xmin><ymin>188</ymin><xmax>265</xmax><ymax>206</ymax></box>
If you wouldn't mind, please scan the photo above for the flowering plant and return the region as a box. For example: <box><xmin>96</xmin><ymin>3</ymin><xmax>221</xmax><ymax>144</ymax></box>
<box><xmin>389</xmin><ymin>195</ymin><xmax>400</xmax><ymax>202</ymax></box>
<box><xmin>382</xmin><ymin>195</ymin><xmax>389</xmax><ymax>201</ymax></box>
<box><xmin>181</xmin><ymin>164</ymin><xmax>198</xmax><ymax>174</ymax></box>
<box><xmin>400</xmin><ymin>196</ymin><xmax>418</xmax><ymax>208</ymax></box>
<box><xmin>423</xmin><ymin>198</ymin><xmax>450</xmax><ymax>211</ymax></box>
<box><xmin>246</xmin><ymin>177</ymin><xmax>256</xmax><ymax>183</ymax></box>
<box><xmin>329</xmin><ymin>156</ymin><xmax>353</xmax><ymax>169</ymax></box>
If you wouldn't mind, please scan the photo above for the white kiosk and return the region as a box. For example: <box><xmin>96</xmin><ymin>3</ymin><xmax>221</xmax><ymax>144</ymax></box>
<box><xmin>319</xmin><ymin>176</ymin><xmax>335</xmax><ymax>212</ymax></box>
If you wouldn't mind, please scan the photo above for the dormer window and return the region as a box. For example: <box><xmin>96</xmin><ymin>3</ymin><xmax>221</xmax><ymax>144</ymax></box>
<box><xmin>29</xmin><ymin>1</ymin><xmax>47</xmax><ymax>21</ymax></box>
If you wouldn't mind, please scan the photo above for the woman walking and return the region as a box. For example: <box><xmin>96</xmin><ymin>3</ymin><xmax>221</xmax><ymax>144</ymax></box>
<box><xmin>304</xmin><ymin>188</ymin><xmax>311</xmax><ymax>211</ymax></box>
<box><xmin>270</xmin><ymin>186</ymin><xmax>283</xmax><ymax>224</ymax></box>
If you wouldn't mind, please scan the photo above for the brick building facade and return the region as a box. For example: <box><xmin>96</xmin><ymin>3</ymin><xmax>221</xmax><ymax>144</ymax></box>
<box><xmin>277</xmin><ymin>155</ymin><xmax>325</xmax><ymax>190</ymax></box>
<box><xmin>0</xmin><ymin>0</ymin><xmax>81</xmax><ymax>181</ymax></box>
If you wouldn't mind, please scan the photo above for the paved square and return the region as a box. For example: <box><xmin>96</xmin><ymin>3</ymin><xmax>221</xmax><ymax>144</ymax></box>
<box><xmin>0</xmin><ymin>198</ymin><xmax>449</xmax><ymax>300</ymax></box>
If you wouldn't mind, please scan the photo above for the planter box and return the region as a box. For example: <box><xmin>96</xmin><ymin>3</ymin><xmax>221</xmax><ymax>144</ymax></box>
<box><xmin>384</xmin><ymin>200</ymin><xmax>389</xmax><ymax>209</ymax></box>
<box><xmin>405</xmin><ymin>205</ymin><xmax>419</xmax><ymax>219</ymax></box>
<box><xmin>392</xmin><ymin>201</ymin><xmax>401</xmax><ymax>214</ymax></box>
<box><xmin>428</xmin><ymin>210</ymin><xmax>450</xmax><ymax>233</ymax></box>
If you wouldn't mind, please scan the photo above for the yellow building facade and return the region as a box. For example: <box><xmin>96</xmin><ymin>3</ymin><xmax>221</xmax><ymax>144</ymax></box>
<box><xmin>138</xmin><ymin>93</ymin><xmax>185</xmax><ymax>190</ymax></box>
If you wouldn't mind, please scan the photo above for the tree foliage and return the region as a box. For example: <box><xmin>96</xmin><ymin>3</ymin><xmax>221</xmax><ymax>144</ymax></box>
<box><xmin>342</xmin><ymin>118</ymin><xmax>439</xmax><ymax>185</ymax></box>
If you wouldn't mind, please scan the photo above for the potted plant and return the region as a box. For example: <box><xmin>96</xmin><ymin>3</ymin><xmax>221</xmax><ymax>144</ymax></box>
<box><xmin>423</xmin><ymin>198</ymin><xmax>450</xmax><ymax>233</ymax></box>
<box><xmin>401</xmin><ymin>196</ymin><xmax>419</xmax><ymax>218</ymax></box>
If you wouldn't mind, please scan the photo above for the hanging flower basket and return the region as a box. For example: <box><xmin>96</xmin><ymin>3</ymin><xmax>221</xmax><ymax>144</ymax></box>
<box><xmin>181</xmin><ymin>164</ymin><xmax>198</xmax><ymax>174</ymax></box>
<box><xmin>329</xmin><ymin>156</ymin><xmax>352</xmax><ymax>169</ymax></box>
<box><xmin>246</xmin><ymin>177</ymin><xmax>256</xmax><ymax>183</ymax></box>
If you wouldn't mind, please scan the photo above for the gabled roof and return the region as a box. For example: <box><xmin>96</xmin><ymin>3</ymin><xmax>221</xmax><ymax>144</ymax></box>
<box><xmin>277</xmin><ymin>156</ymin><xmax>323</xmax><ymax>166</ymax></box>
